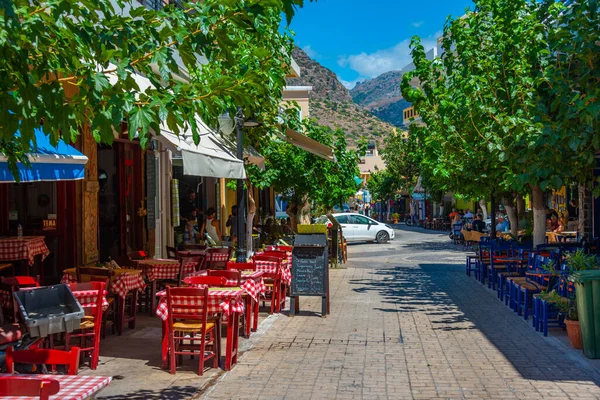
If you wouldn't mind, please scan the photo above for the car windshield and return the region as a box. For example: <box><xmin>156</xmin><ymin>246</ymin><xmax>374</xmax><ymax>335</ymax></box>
<box><xmin>315</xmin><ymin>216</ymin><xmax>329</xmax><ymax>224</ymax></box>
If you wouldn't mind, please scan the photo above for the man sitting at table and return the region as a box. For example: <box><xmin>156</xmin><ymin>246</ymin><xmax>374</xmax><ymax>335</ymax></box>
<box><xmin>464</xmin><ymin>209</ymin><xmax>474</xmax><ymax>219</ymax></box>
<box><xmin>496</xmin><ymin>215</ymin><xmax>509</xmax><ymax>232</ymax></box>
<box><xmin>471</xmin><ymin>214</ymin><xmax>486</xmax><ymax>232</ymax></box>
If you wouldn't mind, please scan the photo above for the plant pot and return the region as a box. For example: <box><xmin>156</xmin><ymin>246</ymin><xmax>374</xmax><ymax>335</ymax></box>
<box><xmin>565</xmin><ymin>319</ymin><xmax>583</xmax><ymax>349</ymax></box>
<box><xmin>393</xmin><ymin>219</ymin><xmax>398</xmax><ymax>224</ymax></box>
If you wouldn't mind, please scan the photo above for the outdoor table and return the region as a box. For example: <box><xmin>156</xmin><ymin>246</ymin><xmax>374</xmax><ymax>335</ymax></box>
<box><xmin>61</xmin><ymin>267</ymin><xmax>146</xmax><ymax>299</ymax></box>
<box><xmin>155</xmin><ymin>287</ymin><xmax>244</xmax><ymax>371</ymax></box>
<box><xmin>0</xmin><ymin>236</ymin><xmax>50</xmax><ymax>277</ymax></box>
<box><xmin>0</xmin><ymin>373</ymin><xmax>112</xmax><ymax>400</ymax></box>
<box><xmin>184</xmin><ymin>270</ymin><xmax>266</xmax><ymax>336</ymax></box>
<box><xmin>253</xmin><ymin>257</ymin><xmax>292</xmax><ymax>286</ymax></box>
<box><xmin>72</xmin><ymin>288</ymin><xmax>109</xmax><ymax>310</ymax></box>
<box><xmin>133</xmin><ymin>258</ymin><xmax>198</xmax><ymax>314</ymax></box>
<box><xmin>62</xmin><ymin>267</ymin><xmax>146</xmax><ymax>334</ymax></box>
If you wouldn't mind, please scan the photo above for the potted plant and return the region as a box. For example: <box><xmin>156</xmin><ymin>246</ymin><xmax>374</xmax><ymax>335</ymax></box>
<box><xmin>391</xmin><ymin>213</ymin><xmax>400</xmax><ymax>224</ymax></box>
<box><xmin>539</xmin><ymin>290</ymin><xmax>582</xmax><ymax>348</ymax></box>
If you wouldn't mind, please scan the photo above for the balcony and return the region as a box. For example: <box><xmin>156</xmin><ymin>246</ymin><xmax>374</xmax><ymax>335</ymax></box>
<box><xmin>403</xmin><ymin>106</ymin><xmax>421</xmax><ymax>127</ymax></box>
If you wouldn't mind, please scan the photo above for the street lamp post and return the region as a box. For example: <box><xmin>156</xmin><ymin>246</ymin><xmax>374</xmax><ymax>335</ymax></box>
<box><xmin>234</xmin><ymin>107</ymin><xmax>247</xmax><ymax>262</ymax></box>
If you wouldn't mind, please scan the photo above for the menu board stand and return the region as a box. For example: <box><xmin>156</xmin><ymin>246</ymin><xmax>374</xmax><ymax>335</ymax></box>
<box><xmin>290</xmin><ymin>233</ymin><xmax>330</xmax><ymax>318</ymax></box>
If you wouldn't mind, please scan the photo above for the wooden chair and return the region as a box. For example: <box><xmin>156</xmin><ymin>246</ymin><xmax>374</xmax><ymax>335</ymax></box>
<box><xmin>205</xmin><ymin>248</ymin><xmax>232</xmax><ymax>270</ymax></box>
<box><xmin>166</xmin><ymin>287</ymin><xmax>218</xmax><ymax>375</ymax></box>
<box><xmin>253</xmin><ymin>255</ymin><xmax>282</xmax><ymax>314</ymax></box>
<box><xmin>1</xmin><ymin>276</ymin><xmax>39</xmax><ymax>322</ymax></box>
<box><xmin>226</xmin><ymin>261</ymin><xmax>256</xmax><ymax>272</ymax></box>
<box><xmin>76</xmin><ymin>268</ymin><xmax>116</xmax><ymax>338</ymax></box>
<box><xmin>166</xmin><ymin>246</ymin><xmax>178</xmax><ymax>259</ymax></box>
<box><xmin>207</xmin><ymin>270</ymin><xmax>241</xmax><ymax>287</ymax></box>
<box><xmin>6</xmin><ymin>346</ymin><xmax>80</xmax><ymax>375</ymax></box>
<box><xmin>184</xmin><ymin>276</ymin><xmax>227</xmax><ymax>287</ymax></box>
<box><xmin>65</xmin><ymin>282</ymin><xmax>104</xmax><ymax>370</ymax></box>
<box><xmin>0</xmin><ymin>376</ymin><xmax>60</xmax><ymax>399</ymax></box>
<box><xmin>261</xmin><ymin>251</ymin><xmax>289</xmax><ymax>309</ymax></box>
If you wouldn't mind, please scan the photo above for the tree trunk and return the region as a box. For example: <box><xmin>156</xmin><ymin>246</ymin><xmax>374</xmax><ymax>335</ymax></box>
<box><xmin>439</xmin><ymin>194</ymin><xmax>445</xmax><ymax>217</ymax></box>
<box><xmin>503</xmin><ymin>194</ymin><xmax>518</xmax><ymax>238</ymax></box>
<box><xmin>578</xmin><ymin>183</ymin><xmax>592</xmax><ymax>242</ymax></box>
<box><xmin>531</xmin><ymin>184</ymin><xmax>546</xmax><ymax>247</ymax></box>
<box><xmin>516</xmin><ymin>194</ymin><xmax>526</xmax><ymax>223</ymax></box>
<box><xmin>479</xmin><ymin>199</ymin><xmax>488</xmax><ymax>220</ymax></box>
<box><xmin>299</xmin><ymin>195</ymin><xmax>311</xmax><ymax>225</ymax></box>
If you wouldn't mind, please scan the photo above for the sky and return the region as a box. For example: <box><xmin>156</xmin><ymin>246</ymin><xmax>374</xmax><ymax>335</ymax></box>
<box><xmin>288</xmin><ymin>0</ymin><xmax>474</xmax><ymax>89</ymax></box>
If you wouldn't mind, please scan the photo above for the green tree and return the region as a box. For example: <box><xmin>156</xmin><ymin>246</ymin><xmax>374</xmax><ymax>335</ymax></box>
<box><xmin>247</xmin><ymin>118</ymin><xmax>363</xmax><ymax>230</ymax></box>
<box><xmin>402</xmin><ymin>0</ymin><xmax>599</xmax><ymax>245</ymax></box>
<box><xmin>0</xmin><ymin>0</ymin><xmax>309</xmax><ymax>176</ymax></box>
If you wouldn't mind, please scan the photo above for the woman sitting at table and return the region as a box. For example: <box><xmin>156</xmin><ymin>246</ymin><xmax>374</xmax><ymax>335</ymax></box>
<box><xmin>549</xmin><ymin>213</ymin><xmax>564</xmax><ymax>233</ymax></box>
<box><xmin>201</xmin><ymin>208</ymin><xmax>221</xmax><ymax>245</ymax></box>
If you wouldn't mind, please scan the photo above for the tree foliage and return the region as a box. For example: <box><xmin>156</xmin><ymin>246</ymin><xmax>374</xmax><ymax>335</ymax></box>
<box><xmin>247</xmin><ymin>118</ymin><xmax>364</xmax><ymax>220</ymax></box>
<box><xmin>0</xmin><ymin>0</ymin><xmax>310</xmax><ymax>171</ymax></box>
<box><xmin>401</xmin><ymin>0</ymin><xmax>600</xmax><ymax>244</ymax></box>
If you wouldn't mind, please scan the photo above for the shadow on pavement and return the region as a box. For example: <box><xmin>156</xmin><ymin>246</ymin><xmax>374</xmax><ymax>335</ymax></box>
<box><xmin>349</xmin><ymin>260</ymin><xmax>600</xmax><ymax>384</ymax></box>
<box><xmin>98</xmin><ymin>386</ymin><xmax>199</xmax><ymax>399</ymax></box>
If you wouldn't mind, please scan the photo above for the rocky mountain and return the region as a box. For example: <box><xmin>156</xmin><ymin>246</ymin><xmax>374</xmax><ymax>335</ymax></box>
<box><xmin>286</xmin><ymin>47</ymin><xmax>395</xmax><ymax>143</ymax></box>
<box><xmin>350</xmin><ymin>71</ymin><xmax>411</xmax><ymax>127</ymax></box>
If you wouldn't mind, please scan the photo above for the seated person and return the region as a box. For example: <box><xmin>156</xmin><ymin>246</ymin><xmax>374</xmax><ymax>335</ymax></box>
<box><xmin>495</xmin><ymin>215</ymin><xmax>509</xmax><ymax>232</ymax></box>
<box><xmin>463</xmin><ymin>209</ymin><xmax>474</xmax><ymax>219</ymax></box>
<box><xmin>550</xmin><ymin>213</ymin><xmax>564</xmax><ymax>233</ymax></box>
<box><xmin>471</xmin><ymin>214</ymin><xmax>486</xmax><ymax>232</ymax></box>
<box><xmin>184</xmin><ymin>213</ymin><xmax>199</xmax><ymax>245</ymax></box>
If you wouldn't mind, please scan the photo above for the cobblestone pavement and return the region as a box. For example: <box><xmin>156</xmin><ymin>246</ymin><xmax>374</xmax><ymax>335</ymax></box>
<box><xmin>199</xmin><ymin>227</ymin><xmax>600</xmax><ymax>400</ymax></box>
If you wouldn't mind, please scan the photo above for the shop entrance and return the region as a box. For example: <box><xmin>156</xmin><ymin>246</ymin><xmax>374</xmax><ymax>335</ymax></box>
<box><xmin>98</xmin><ymin>142</ymin><xmax>144</xmax><ymax>261</ymax></box>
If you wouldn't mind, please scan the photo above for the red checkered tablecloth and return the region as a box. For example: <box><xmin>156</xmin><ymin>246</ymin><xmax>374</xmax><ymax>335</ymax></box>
<box><xmin>72</xmin><ymin>289</ymin><xmax>109</xmax><ymax>310</ymax></box>
<box><xmin>134</xmin><ymin>259</ymin><xmax>197</xmax><ymax>281</ymax></box>
<box><xmin>0</xmin><ymin>373</ymin><xmax>112</xmax><ymax>400</ymax></box>
<box><xmin>184</xmin><ymin>270</ymin><xmax>266</xmax><ymax>302</ymax></box>
<box><xmin>60</xmin><ymin>269</ymin><xmax>146</xmax><ymax>299</ymax></box>
<box><xmin>254</xmin><ymin>259</ymin><xmax>292</xmax><ymax>285</ymax></box>
<box><xmin>155</xmin><ymin>289</ymin><xmax>244</xmax><ymax>320</ymax></box>
<box><xmin>0</xmin><ymin>236</ymin><xmax>50</xmax><ymax>266</ymax></box>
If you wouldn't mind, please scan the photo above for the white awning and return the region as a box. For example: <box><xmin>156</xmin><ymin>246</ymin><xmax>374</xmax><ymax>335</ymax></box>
<box><xmin>278</xmin><ymin>128</ymin><xmax>336</xmax><ymax>162</ymax></box>
<box><xmin>156</xmin><ymin>119</ymin><xmax>246</xmax><ymax>179</ymax></box>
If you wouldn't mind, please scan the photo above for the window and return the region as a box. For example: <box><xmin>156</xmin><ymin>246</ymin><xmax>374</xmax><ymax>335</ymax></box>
<box><xmin>335</xmin><ymin>215</ymin><xmax>349</xmax><ymax>224</ymax></box>
<box><xmin>352</xmin><ymin>215</ymin><xmax>370</xmax><ymax>225</ymax></box>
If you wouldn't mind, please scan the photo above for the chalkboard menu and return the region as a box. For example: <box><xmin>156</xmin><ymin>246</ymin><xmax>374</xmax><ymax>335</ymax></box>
<box><xmin>290</xmin><ymin>234</ymin><xmax>330</xmax><ymax>317</ymax></box>
<box><xmin>146</xmin><ymin>155</ymin><xmax>156</xmax><ymax>230</ymax></box>
<box><xmin>291</xmin><ymin>247</ymin><xmax>327</xmax><ymax>296</ymax></box>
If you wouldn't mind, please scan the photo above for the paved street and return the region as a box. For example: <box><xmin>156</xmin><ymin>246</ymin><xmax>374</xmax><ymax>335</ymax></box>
<box><xmin>199</xmin><ymin>226</ymin><xmax>600</xmax><ymax>400</ymax></box>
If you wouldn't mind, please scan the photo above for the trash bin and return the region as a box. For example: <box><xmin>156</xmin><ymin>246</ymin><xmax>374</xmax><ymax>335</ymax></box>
<box><xmin>569</xmin><ymin>271</ymin><xmax>600</xmax><ymax>358</ymax></box>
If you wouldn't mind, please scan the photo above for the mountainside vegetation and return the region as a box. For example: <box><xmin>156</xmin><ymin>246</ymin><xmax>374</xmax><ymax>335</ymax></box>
<box><xmin>287</xmin><ymin>47</ymin><xmax>395</xmax><ymax>143</ymax></box>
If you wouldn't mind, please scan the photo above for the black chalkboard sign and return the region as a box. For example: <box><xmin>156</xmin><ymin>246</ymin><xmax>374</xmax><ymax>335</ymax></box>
<box><xmin>291</xmin><ymin>247</ymin><xmax>326</xmax><ymax>296</ymax></box>
<box><xmin>290</xmin><ymin>234</ymin><xmax>330</xmax><ymax>317</ymax></box>
<box><xmin>146</xmin><ymin>155</ymin><xmax>156</xmax><ymax>230</ymax></box>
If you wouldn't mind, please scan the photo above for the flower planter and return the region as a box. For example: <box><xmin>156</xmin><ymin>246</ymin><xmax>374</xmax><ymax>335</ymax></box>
<box><xmin>393</xmin><ymin>219</ymin><xmax>398</xmax><ymax>224</ymax></box>
<box><xmin>565</xmin><ymin>319</ymin><xmax>583</xmax><ymax>349</ymax></box>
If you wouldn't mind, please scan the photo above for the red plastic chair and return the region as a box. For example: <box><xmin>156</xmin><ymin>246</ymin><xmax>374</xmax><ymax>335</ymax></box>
<box><xmin>166</xmin><ymin>287</ymin><xmax>218</xmax><ymax>375</ymax></box>
<box><xmin>6</xmin><ymin>346</ymin><xmax>80</xmax><ymax>375</ymax></box>
<box><xmin>253</xmin><ymin>255</ymin><xmax>282</xmax><ymax>313</ymax></box>
<box><xmin>65</xmin><ymin>282</ymin><xmax>104</xmax><ymax>370</ymax></box>
<box><xmin>0</xmin><ymin>376</ymin><xmax>59</xmax><ymax>399</ymax></box>
<box><xmin>184</xmin><ymin>276</ymin><xmax>227</xmax><ymax>287</ymax></box>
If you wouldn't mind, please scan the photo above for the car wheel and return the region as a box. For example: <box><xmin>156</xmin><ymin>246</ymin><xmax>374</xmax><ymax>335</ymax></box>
<box><xmin>376</xmin><ymin>231</ymin><xmax>390</xmax><ymax>244</ymax></box>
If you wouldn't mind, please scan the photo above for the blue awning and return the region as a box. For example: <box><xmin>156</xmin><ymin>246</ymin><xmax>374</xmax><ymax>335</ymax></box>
<box><xmin>0</xmin><ymin>127</ymin><xmax>88</xmax><ymax>182</ymax></box>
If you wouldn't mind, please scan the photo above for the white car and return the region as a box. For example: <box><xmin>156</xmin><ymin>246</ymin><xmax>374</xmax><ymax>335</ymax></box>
<box><xmin>315</xmin><ymin>213</ymin><xmax>395</xmax><ymax>243</ymax></box>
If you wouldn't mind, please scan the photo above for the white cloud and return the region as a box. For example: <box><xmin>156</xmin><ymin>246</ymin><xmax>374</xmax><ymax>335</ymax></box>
<box><xmin>338</xmin><ymin>33</ymin><xmax>441</xmax><ymax>78</ymax></box>
<box><xmin>302</xmin><ymin>45</ymin><xmax>320</xmax><ymax>59</ymax></box>
<box><xmin>338</xmin><ymin>76</ymin><xmax>364</xmax><ymax>90</ymax></box>
<box><xmin>411</xmin><ymin>21</ymin><xmax>424</xmax><ymax>28</ymax></box>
